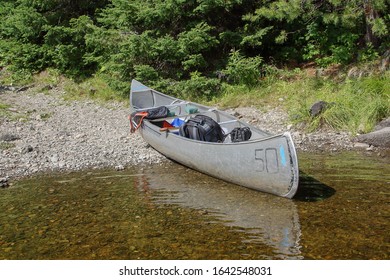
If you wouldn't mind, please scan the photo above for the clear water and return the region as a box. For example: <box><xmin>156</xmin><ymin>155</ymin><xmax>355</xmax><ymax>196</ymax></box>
<box><xmin>0</xmin><ymin>151</ymin><xmax>389</xmax><ymax>259</ymax></box>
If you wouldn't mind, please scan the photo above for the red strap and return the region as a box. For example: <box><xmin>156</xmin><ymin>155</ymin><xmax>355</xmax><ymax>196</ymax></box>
<box><xmin>129</xmin><ymin>112</ymin><xmax>148</xmax><ymax>133</ymax></box>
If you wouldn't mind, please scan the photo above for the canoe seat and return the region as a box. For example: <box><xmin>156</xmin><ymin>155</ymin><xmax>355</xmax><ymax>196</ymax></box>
<box><xmin>218</xmin><ymin>120</ymin><xmax>238</xmax><ymax>125</ymax></box>
<box><xmin>134</xmin><ymin>102</ymin><xmax>187</xmax><ymax>112</ymax></box>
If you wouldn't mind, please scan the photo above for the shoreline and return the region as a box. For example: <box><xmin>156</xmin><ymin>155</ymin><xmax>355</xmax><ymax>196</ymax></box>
<box><xmin>0</xmin><ymin>86</ymin><xmax>167</xmax><ymax>182</ymax></box>
<box><xmin>0</xmin><ymin>85</ymin><xmax>387</xmax><ymax>184</ymax></box>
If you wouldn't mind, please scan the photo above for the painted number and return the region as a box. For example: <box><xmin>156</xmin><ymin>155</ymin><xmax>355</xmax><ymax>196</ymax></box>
<box><xmin>255</xmin><ymin>147</ymin><xmax>283</xmax><ymax>174</ymax></box>
<box><xmin>255</xmin><ymin>149</ymin><xmax>265</xmax><ymax>172</ymax></box>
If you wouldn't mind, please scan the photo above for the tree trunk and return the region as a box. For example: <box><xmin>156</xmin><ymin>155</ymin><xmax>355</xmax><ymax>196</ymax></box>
<box><xmin>363</xmin><ymin>0</ymin><xmax>379</xmax><ymax>47</ymax></box>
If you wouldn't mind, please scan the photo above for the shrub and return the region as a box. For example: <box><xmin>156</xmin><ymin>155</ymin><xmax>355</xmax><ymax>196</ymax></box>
<box><xmin>222</xmin><ymin>50</ymin><xmax>263</xmax><ymax>87</ymax></box>
<box><xmin>171</xmin><ymin>72</ymin><xmax>221</xmax><ymax>101</ymax></box>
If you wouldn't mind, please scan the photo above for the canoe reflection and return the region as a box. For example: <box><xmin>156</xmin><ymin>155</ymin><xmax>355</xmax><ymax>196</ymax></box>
<box><xmin>133</xmin><ymin>163</ymin><xmax>303</xmax><ymax>259</ymax></box>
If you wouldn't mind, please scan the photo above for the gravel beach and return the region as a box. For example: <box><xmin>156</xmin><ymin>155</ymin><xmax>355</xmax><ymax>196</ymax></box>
<box><xmin>0</xmin><ymin>85</ymin><xmax>371</xmax><ymax>182</ymax></box>
<box><xmin>0</xmin><ymin>86</ymin><xmax>166</xmax><ymax>180</ymax></box>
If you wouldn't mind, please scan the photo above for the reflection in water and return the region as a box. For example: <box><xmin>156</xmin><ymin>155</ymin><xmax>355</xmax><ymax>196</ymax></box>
<box><xmin>0</xmin><ymin>167</ymin><xmax>301</xmax><ymax>260</ymax></box>
<box><xmin>132</xmin><ymin>164</ymin><xmax>303</xmax><ymax>259</ymax></box>
<box><xmin>1</xmin><ymin>151</ymin><xmax>388</xmax><ymax>260</ymax></box>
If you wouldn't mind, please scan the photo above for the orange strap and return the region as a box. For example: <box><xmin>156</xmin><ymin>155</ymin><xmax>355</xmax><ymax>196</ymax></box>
<box><xmin>129</xmin><ymin>112</ymin><xmax>148</xmax><ymax>133</ymax></box>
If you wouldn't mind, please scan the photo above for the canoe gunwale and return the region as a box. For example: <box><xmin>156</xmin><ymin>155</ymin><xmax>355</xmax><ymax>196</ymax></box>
<box><xmin>146</xmin><ymin>119</ymin><xmax>284</xmax><ymax>146</ymax></box>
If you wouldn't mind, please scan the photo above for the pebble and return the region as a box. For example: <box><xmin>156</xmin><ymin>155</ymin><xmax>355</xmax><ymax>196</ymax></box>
<box><xmin>21</xmin><ymin>145</ymin><xmax>34</xmax><ymax>154</ymax></box>
<box><xmin>115</xmin><ymin>165</ymin><xmax>125</xmax><ymax>171</ymax></box>
<box><xmin>0</xmin><ymin>88</ymin><xmax>167</xmax><ymax>180</ymax></box>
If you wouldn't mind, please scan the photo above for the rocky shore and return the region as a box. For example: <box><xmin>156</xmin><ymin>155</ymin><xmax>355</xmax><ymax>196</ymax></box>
<box><xmin>0</xmin><ymin>85</ymin><xmax>388</xmax><ymax>185</ymax></box>
<box><xmin>0</xmin><ymin>86</ymin><xmax>166</xmax><ymax>181</ymax></box>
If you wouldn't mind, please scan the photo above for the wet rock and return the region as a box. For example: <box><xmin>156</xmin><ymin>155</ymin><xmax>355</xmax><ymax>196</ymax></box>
<box><xmin>0</xmin><ymin>177</ymin><xmax>9</xmax><ymax>188</ymax></box>
<box><xmin>115</xmin><ymin>165</ymin><xmax>125</xmax><ymax>171</ymax></box>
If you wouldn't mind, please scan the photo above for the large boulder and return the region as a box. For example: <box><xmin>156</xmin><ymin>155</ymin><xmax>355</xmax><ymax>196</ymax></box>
<box><xmin>374</xmin><ymin>117</ymin><xmax>390</xmax><ymax>131</ymax></box>
<box><xmin>356</xmin><ymin>127</ymin><xmax>390</xmax><ymax>148</ymax></box>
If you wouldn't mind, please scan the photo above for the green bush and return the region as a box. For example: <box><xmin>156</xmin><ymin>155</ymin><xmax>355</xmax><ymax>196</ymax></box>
<box><xmin>1</xmin><ymin>0</ymin><xmax>389</xmax><ymax>106</ymax></box>
<box><xmin>44</xmin><ymin>16</ymin><xmax>95</xmax><ymax>78</ymax></box>
<box><xmin>134</xmin><ymin>64</ymin><xmax>159</xmax><ymax>85</ymax></box>
<box><xmin>0</xmin><ymin>4</ymin><xmax>46</xmax><ymax>43</ymax></box>
<box><xmin>0</xmin><ymin>40</ymin><xmax>45</xmax><ymax>83</ymax></box>
<box><xmin>222</xmin><ymin>50</ymin><xmax>263</xmax><ymax>87</ymax></box>
<box><xmin>171</xmin><ymin>72</ymin><xmax>221</xmax><ymax>101</ymax></box>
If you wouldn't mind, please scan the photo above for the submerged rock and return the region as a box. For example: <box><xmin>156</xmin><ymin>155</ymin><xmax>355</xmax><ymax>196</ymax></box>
<box><xmin>0</xmin><ymin>177</ymin><xmax>9</xmax><ymax>188</ymax></box>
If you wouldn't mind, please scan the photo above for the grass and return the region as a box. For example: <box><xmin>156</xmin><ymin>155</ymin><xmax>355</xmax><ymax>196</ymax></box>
<box><xmin>215</xmin><ymin>69</ymin><xmax>390</xmax><ymax>134</ymax></box>
<box><xmin>2</xmin><ymin>65</ymin><xmax>389</xmax><ymax>135</ymax></box>
<box><xmin>0</xmin><ymin>102</ymin><xmax>11</xmax><ymax>118</ymax></box>
<box><xmin>0</xmin><ymin>142</ymin><xmax>15</xmax><ymax>150</ymax></box>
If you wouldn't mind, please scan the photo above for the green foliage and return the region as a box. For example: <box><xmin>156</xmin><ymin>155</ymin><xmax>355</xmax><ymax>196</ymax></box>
<box><xmin>171</xmin><ymin>72</ymin><xmax>221</xmax><ymax>101</ymax></box>
<box><xmin>62</xmin><ymin>73</ymin><xmax>121</xmax><ymax>101</ymax></box>
<box><xmin>44</xmin><ymin>15</ymin><xmax>95</xmax><ymax>77</ymax></box>
<box><xmin>20</xmin><ymin>0</ymin><xmax>110</xmax><ymax>25</ymax></box>
<box><xmin>0</xmin><ymin>102</ymin><xmax>11</xmax><ymax>119</ymax></box>
<box><xmin>134</xmin><ymin>65</ymin><xmax>159</xmax><ymax>85</ymax></box>
<box><xmin>0</xmin><ymin>3</ymin><xmax>46</xmax><ymax>43</ymax></box>
<box><xmin>0</xmin><ymin>142</ymin><xmax>16</xmax><ymax>151</ymax></box>
<box><xmin>178</xmin><ymin>22</ymin><xmax>219</xmax><ymax>71</ymax></box>
<box><xmin>1</xmin><ymin>0</ymin><xmax>389</xmax><ymax>104</ymax></box>
<box><xmin>303</xmin><ymin>22</ymin><xmax>360</xmax><ymax>66</ymax></box>
<box><xmin>0</xmin><ymin>39</ymin><xmax>45</xmax><ymax>84</ymax></box>
<box><xmin>243</xmin><ymin>0</ymin><xmax>389</xmax><ymax>65</ymax></box>
<box><xmin>283</xmin><ymin>75</ymin><xmax>389</xmax><ymax>133</ymax></box>
<box><xmin>222</xmin><ymin>50</ymin><xmax>263</xmax><ymax>86</ymax></box>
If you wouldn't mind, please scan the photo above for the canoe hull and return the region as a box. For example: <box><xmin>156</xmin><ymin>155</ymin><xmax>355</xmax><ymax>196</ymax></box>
<box><xmin>130</xmin><ymin>79</ymin><xmax>299</xmax><ymax>198</ymax></box>
<box><xmin>139</xmin><ymin>121</ymin><xmax>299</xmax><ymax>198</ymax></box>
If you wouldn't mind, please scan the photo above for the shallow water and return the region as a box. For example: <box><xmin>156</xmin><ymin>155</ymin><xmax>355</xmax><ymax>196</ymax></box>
<box><xmin>0</xmin><ymin>151</ymin><xmax>389</xmax><ymax>259</ymax></box>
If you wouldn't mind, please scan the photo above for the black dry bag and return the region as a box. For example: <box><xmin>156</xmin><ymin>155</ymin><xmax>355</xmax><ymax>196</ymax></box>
<box><xmin>230</xmin><ymin>127</ymin><xmax>252</xmax><ymax>142</ymax></box>
<box><xmin>179</xmin><ymin>115</ymin><xmax>225</xmax><ymax>142</ymax></box>
<box><xmin>130</xmin><ymin>106</ymin><xmax>169</xmax><ymax>133</ymax></box>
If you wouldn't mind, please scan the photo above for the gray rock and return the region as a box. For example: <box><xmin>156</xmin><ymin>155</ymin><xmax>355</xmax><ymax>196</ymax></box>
<box><xmin>356</xmin><ymin>127</ymin><xmax>390</xmax><ymax>148</ymax></box>
<box><xmin>21</xmin><ymin>145</ymin><xmax>34</xmax><ymax>154</ymax></box>
<box><xmin>309</xmin><ymin>101</ymin><xmax>328</xmax><ymax>117</ymax></box>
<box><xmin>115</xmin><ymin>165</ymin><xmax>125</xmax><ymax>171</ymax></box>
<box><xmin>0</xmin><ymin>177</ymin><xmax>9</xmax><ymax>188</ymax></box>
<box><xmin>0</xmin><ymin>134</ymin><xmax>20</xmax><ymax>142</ymax></box>
<box><xmin>353</xmin><ymin>142</ymin><xmax>370</xmax><ymax>149</ymax></box>
<box><xmin>374</xmin><ymin>117</ymin><xmax>390</xmax><ymax>131</ymax></box>
<box><xmin>50</xmin><ymin>154</ymin><xmax>59</xmax><ymax>165</ymax></box>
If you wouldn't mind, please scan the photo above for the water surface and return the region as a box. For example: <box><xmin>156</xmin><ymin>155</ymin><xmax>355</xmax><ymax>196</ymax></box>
<box><xmin>0</xmin><ymin>151</ymin><xmax>389</xmax><ymax>259</ymax></box>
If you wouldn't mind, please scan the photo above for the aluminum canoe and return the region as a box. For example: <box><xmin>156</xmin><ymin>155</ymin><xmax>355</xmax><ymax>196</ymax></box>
<box><xmin>130</xmin><ymin>79</ymin><xmax>299</xmax><ymax>198</ymax></box>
